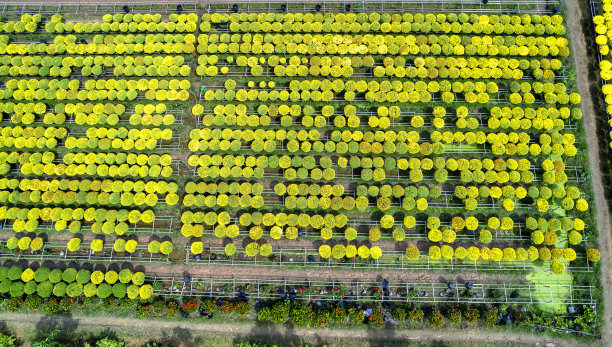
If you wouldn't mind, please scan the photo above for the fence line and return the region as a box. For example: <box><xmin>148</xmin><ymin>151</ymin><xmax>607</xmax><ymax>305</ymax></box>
<box><xmin>152</xmin><ymin>274</ymin><xmax>594</xmax><ymax>307</ymax></box>
<box><xmin>206</xmin><ymin>0</ymin><xmax>560</xmax><ymax>15</ymax></box>
<box><xmin>0</xmin><ymin>242</ymin><xmax>167</xmax><ymax>263</ymax></box>
<box><xmin>0</xmin><ymin>215</ymin><xmax>176</xmax><ymax>235</ymax></box>
<box><xmin>184</xmin><ymin>245</ymin><xmax>593</xmax><ymax>273</ymax></box>
<box><xmin>0</xmin><ymin>0</ymin><xmax>560</xmax><ymax>16</ymax></box>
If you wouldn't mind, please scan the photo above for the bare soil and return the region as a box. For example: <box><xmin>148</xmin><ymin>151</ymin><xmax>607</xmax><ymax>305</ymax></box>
<box><xmin>0</xmin><ymin>312</ymin><xmax>569</xmax><ymax>347</ymax></box>
<box><xmin>140</xmin><ymin>262</ymin><xmax>524</xmax><ymax>286</ymax></box>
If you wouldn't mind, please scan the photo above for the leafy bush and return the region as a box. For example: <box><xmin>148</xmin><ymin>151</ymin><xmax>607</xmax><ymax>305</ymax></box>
<box><xmin>7</xmin><ymin>266</ymin><xmax>22</xmax><ymax>281</ymax></box>
<box><xmin>62</xmin><ymin>268</ymin><xmax>77</xmax><ymax>283</ymax></box>
<box><xmin>66</xmin><ymin>282</ymin><xmax>83</xmax><ymax>297</ymax></box>
<box><xmin>0</xmin><ymin>333</ymin><xmax>16</xmax><ymax>347</ymax></box>
<box><xmin>52</xmin><ymin>282</ymin><xmax>67</xmax><ymax>297</ymax></box>
<box><xmin>48</xmin><ymin>269</ymin><xmax>63</xmax><ymax>284</ymax></box>
<box><xmin>119</xmin><ymin>269</ymin><xmax>133</xmax><ymax>284</ymax></box>
<box><xmin>36</xmin><ymin>281</ymin><xmax>53</xmax><ymax>298</ymax></box>
<box><xmin>33</xmin><ymin>267</ymin><xmax>50</xmax><ymax>283</ymax></box>
<box><xmin>97</xmin><ymin>283</ymin><xmax>112</xmax><ymax>298</ymax></box>
<box><xmin>112</xmin><ymin>283</ymin><xmax>127</xmax><ymax>298</ymax></box>
<box><xmin>77</xmin><ymin>270</ymin><xmax>91</xmax><ymax>284</ymax></box>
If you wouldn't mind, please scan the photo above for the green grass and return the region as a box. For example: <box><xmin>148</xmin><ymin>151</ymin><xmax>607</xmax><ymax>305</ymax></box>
<box><xmin>525</xmin><ymin>268</ymin><xmax>573</xmax><ymax>315</ymax></box>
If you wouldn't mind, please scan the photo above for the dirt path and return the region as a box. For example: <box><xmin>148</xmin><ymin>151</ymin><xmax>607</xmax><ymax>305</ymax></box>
<box><xmin>0</xmin><ymin>312</ymin><xmax>569</xmax><ymax>347</ymax></box>
<box><xmin>140</xmin><ymin>262</ymin><xmax>523</xmax><ymax>284</ymax></box>
<box><xmin>3</xmin><ymin>256</ymin><xmax>524</xmax><ymax>284</ymax></box>
<box><xmin>564</xmin><ymin>0</ymin><xmax>612</xmax><ymax>345</ymax></box>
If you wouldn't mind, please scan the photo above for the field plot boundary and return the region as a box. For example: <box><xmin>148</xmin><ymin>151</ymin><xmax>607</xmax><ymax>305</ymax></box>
<box><xmin>0</xmin><ymin>0</ymin><xmax>604</xmax><ymax>345</ymax></box>
<box><xmin>0</xmin><ymin>0</ymin><xmax>561</xmax><ymax>15</ymax></box>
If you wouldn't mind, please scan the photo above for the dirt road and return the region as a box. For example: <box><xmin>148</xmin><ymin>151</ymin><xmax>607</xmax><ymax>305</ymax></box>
<box><xmin>0</xmin><ymin>312</ymin><xmax>569</xmax><ymax>347</ymax></box>
<box><xmin>563</xmin><ymin>0</ymin><xmax>612</xmax><ymax>345</ymax></box>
